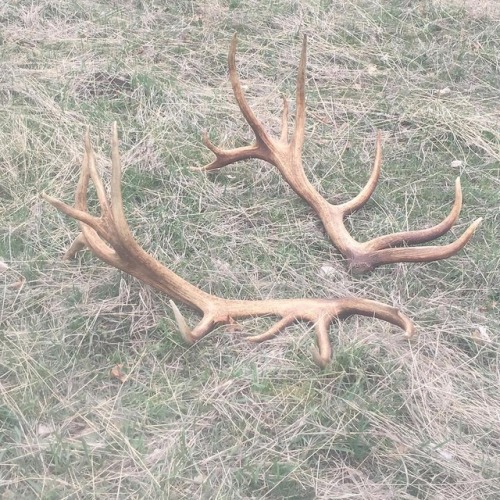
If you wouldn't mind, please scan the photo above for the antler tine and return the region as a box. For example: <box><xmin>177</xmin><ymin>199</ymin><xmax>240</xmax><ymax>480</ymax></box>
<box><xmin>198</xmin><ymin>133</ymin><xmax>265</xmax><ymax>172</ymax></box>
<box><xmin>291</xmin><ymin>34</ymin><xmax>307</xmax><ymax>153</ymax></box>
<box><xmin>109</xmin><ymin>121</ymin><xmax>135</xmax><ymax>244</ymax></box>
<box><xmin>279</xmin><ymin>96</ymin><xmax>289</xmax><ymax>143</ymax></box>
<box><xmin>245</xmin><ymin>315</ymin><xmax>295</xmax><ymax>343</ymax></box>
<box><xmin>64</xmin><ymin>232</ymin><xmax>87</xmax><ymax>260</ymax></box>
<box><xmin>196</xmin><ymin>35</ymin><xmax>481</xmax><ymax>272</ymax></box>
<box><xmin>42</xmin><ymin>134</ymin><xmax>101</xmax><ymax>235</ymax></box>
<box><xmin>84</xmin><ymin>128</ymin><xmax>109</xmax><ymax>213</ymax></box>
<box><xmin>228</xmin><ymin>34</ymin><xmax>274</xmax><ymax>150</ymax></box>
<box><xmin>41</xmin><ymin>192</ymin><xmax>96</xmax><ymax>230</ymax></box>
<box><xmin>312</xmin><ymin>317</ymin><xmax>332</xmax><ymax>368</ymax></box>
<box><xmin>339</xmin><ymin>131</ymin><xmax>383</xmax><ymax>215</ymax></box>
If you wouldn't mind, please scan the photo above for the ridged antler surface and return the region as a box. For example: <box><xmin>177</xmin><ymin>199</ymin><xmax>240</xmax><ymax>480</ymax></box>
<box><xmin>196</xmin><ymin>35</ymin><xmax>482</xmax><ymax>272</ymax></box>
<box><xmin>42</xmin><ymin>124</ymin><xmax>415</xmax><ymax>367</ymax></box>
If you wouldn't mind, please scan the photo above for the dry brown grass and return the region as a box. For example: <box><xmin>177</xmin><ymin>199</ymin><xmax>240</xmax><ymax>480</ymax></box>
<box><xmin>437</xmin><ymin>0</ymin><xmax>500</xmax><ymax>17</ymax></box>
<box><xmin>1</xmin><ymin>0</ymin><xmax>499</xmax><ymax>498</ymax></box>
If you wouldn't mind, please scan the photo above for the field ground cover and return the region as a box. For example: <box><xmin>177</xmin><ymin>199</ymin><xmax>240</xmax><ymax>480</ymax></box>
<box><xmin>1</xmin><ymin>0</ymin><xmax>499</xmax><ymax>498</ymax></box>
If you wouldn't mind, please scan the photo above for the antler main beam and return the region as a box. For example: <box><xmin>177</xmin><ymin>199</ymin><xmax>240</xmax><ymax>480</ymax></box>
<box><xmin>42</xmin><ymin>124</ymin><xmax>415</xmax><ymax>367</ymax></box>
<box><xmin>196</xmin><ymin>35</ymin><xmax>482</xmax><ymax>272</ymax></box>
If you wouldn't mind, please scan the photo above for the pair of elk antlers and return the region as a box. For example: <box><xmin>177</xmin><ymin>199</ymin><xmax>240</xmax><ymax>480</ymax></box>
<box><xmin>43</xmin><ymin>35</ymin><xmax>481</xmax><ymax>367</ymax></box>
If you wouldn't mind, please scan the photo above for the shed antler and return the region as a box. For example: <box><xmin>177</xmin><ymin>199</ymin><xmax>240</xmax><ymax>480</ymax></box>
<box><xmin>42</xmin><ymin>124</ymin><xmax>415</xmax><ymax>367</ymax></box>
<box><xmin>196</xmin><ymin>35</ymin><xmax>482</xmax><ymax>272</ymax></box>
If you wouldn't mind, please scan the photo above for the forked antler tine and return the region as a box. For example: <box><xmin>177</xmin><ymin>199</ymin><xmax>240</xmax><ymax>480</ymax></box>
<box><xmin>291</xmin><ymin>35</ymin><xmax>307</xmax><ymax>153</ymax></box>
<box><xmin>309</xmin><ymin>303</ymin><xmax>412</xmax><ymax>368</ymax></box>
<box><xmin>339</xmin><ymin>131</ymin><xmax>383</xmax><ymax>215</ymax></box>
<box><xmin>62</xmin><ymin>123</ymin><xmax>141</xmax><ymax>263</ymax></box>
<box><xmin>370</xmin><ymin>217</ymin><xmax>483</xmax><ymax>266</ymax></box>
<box><xmin>367</xmin><ymin>178</ymin><xmax>470</xmax><ymax>250</ymax></box>
<box><xmin>243</xmin><ymin>297</ymin><xmax>415</xmax><ymax>367</ymax></box>
<box><xmin>43</xmin><ymin>128</ymin><xmax>124</xmax><ymax>265</ymax></box>
<box><xmin>197</xmin><ymin>34</ymin><xmax>294</xmax><ymax>172</ymax></box>
<box><xmin>251</xmin><ymin>299</ymin><xmax>416</xmax><ymax>368</ymax></box>
<box><xmin>197</xmin><ymin>134</ymin><xmax>264</xmax><ymax>172</ymax></box>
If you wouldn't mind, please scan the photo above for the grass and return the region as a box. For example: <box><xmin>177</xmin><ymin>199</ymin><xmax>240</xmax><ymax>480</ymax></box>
<box><xmin>1</xmin><ymin>0</ymin><xmax>499</xmax><ymax>498</ymax></box>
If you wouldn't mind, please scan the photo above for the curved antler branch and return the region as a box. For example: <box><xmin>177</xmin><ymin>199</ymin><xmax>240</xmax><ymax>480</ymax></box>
<box><xmin>227</xmin><ymin>34</ymin><xmax>275</xmax><ymax>152</ymax></box>
<box><xmin>197</xmin><ymin>35</ymin><xmax>482</xmax><ymax>272</ymax></box>
<box><xmin>338</xmin><ymin>131</ymin><xmax>383</xmax><ymax>215</ymax></box>
<box><xmin>366</xmin><ymin>177</ymin><xmax>463</xmax><ymax>250</ymax></box>
<box><xmin>42</xmin><ymin>125</ymin><xmax>416</xmax><ymax>367</ymax></box>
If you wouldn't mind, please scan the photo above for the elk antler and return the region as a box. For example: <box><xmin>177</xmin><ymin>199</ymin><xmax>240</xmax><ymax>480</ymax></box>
<box><xmin>42</xmin><ymin>124</ymin><xmax>415</xmax><ymax>367</ymax></box>
<box><xmin>196</xmin><ymin>35</ymin><xmax>482</xmax><ymax>272</ymax></box>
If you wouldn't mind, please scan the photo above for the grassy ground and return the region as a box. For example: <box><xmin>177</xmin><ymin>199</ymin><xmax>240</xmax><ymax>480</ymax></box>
<box><xmin>1</xmin><ymin>0</ymin><xmax>499</xmax><ymax>498</ymax></box>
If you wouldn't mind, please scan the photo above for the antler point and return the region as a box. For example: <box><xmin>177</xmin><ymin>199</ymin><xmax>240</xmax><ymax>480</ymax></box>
<box><xmin>311</xmin><ymin>348</ymin><xmax>330</xmax><ymax>369</ymax></box>
<box><xmin>169</xmin><ymin>300</ymin><xmax>195</xmax><ymax>345</ymax></box>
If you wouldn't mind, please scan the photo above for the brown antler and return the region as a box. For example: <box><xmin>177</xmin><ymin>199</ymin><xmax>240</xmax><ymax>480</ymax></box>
<box><xmin>42</xmin><ymin>124</ymin><xmax>415</xmax><ymax>367</ymax></box>
<box><xmin>196</xmin><ymin>35</ymin><xmax>482</xmax><ymax>272</ymax></box>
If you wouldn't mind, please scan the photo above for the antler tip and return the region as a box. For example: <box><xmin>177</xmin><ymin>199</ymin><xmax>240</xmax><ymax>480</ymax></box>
<box><xmin>202</xmin><ymin>131</ymin><xmax>216</xmax><ymax>151</ymax></box>
<box><xmin>399</xmin><ymin>312</ymin><xmax>417</xmax><ymax>339</ymax></box>
<box><xmin>300</xmin><ymin>34</ymin><xmax>307</xmax><ymax>60</ymax></box>
<box><xmin>230</xmin><ymin>33</ymin><xmax>238</xmax><ymax>49</ymax></box>
<box><xmin>311</xmin><ymin>348</ymin><xmax>331</xmax><ymax>369</ymax></box>
<box><xmin>169</xmin><ymin>300</ymin><xmax>195</xmax><ymax>345</ymax></box>
<box><xmin>40</xmin><ymin>191</ymin><xmax>65</xmax><ymax>211</ymax></box>
<box><xmin>63</xmin><ymin>233</ymin><xmax>87</xmax><ymax>260</ymax></box>
<box><xmin>83</xmin><ymin>127</ymin><xmax>92</xmax><ymax>151</ymax></box>
<box><xmin>111</xmin><ymin>121</ymin><xmax>119</xmax><ymax>142</ymax></box>
<box><xmin>472</xmin><ymin>217</ymin><xmax>483</xmax><ymax>230</ymax></box>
